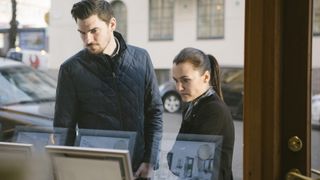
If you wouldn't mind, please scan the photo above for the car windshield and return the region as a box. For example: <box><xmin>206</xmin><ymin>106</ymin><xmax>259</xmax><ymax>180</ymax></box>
<box><xmin>221</xmin><ymin>68</ymin><xmax>244</xmax><ymax>84</ymax></box>
<box><xmin>0</xmin><ymin>66</ymin><xmax>56</xmax><ymax>106</ymax></box>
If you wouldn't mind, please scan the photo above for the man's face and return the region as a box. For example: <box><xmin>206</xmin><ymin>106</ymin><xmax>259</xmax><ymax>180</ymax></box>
<box><xmin>77</xmin><ymin>14</ymin><xmax>116</xmax><ymax>54</ymax></box>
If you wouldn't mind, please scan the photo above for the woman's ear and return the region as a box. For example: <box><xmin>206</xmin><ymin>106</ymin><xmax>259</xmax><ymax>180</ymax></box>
<box><xmin>203</xmin><ymin>70</ymin><xmax>211</xmax><ymax>83</ymax></box>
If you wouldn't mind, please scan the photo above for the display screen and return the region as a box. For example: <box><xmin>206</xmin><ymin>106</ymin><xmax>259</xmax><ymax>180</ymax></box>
<box><xmin>80</xmin><ymin>136</ymin><xmax>130</xmax><ymax>150</ymax></box>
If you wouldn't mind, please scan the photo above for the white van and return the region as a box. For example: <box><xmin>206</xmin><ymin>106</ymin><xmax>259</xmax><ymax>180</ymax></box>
<box><xmin>6</xmin><ymin>47</ymin><xmax>48</xmax><ymax>70</ymax></box>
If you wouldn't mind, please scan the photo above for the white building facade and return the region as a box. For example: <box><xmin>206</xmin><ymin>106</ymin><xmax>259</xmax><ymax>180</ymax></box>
<box><xmin>49</xmin><ymin>0</ymin><xmax>319</xmax><ymax>84</ymax></box>
<box><xmin>49</xmin><ymin>0</ymin><xmax>245</xmax><ymax>69</ymax></box>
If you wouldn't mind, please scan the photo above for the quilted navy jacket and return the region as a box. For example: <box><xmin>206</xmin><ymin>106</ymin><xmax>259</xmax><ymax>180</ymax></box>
<box><xmin>54</xmin><ymin>32</ymin><xmax>163</xmax><ymax>171</ymax></box>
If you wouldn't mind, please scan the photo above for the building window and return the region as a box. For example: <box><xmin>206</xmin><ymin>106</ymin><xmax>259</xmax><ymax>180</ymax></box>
<box><xmin>155</xmin><ymin>69</ymin><xmax>171</xmax><ymax>85</ymax></box>
<box><xmin>111</xmin><ymin>1</ymin><xmax>127</xmax><ymax>40</ymax></box>
<box><xmin>197</xmin><ymin>0</ymin><xmax>224</xmax><ymax>39</ymax></box>
<box><xmin>149</xmin><ymin>0</ymin><xmax>174</xmax><ymax>41</ymax></box>
<box><xmin>314</xmin><ymin>0</ymin><xmax>320</xmax><ymax>35</ymax></box>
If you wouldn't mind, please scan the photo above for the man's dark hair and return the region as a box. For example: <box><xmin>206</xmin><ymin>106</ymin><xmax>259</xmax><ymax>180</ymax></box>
<box><xmin>71</xmin><ymin>0</ymin><xmax>114</xmax><ymax>23</ymax></box>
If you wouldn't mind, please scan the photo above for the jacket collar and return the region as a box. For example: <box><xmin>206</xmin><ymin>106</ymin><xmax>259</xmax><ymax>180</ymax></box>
<box><xmin>83</xmin><ymin>31</ymin><xmax>127</xmax><ymax>59</ymax></box>
<box><xmin>76</xmin><ymin>31</ymin><xmax>128</xmax><ymax>82</ymax></box>
<box><xmin>183</xmin><ymin>87</ymin><xmax>215</xmax><ymax>121</ymax></box>
<box><xmin>114</xmin><ymin>31</ymin><xmax>127</xmax><ymax>56</ymax></box>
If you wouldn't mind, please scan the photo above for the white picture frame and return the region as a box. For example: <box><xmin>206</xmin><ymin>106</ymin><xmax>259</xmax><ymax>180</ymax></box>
<box><xmin>75</xmin><ymin>129</ymin><xmax>136</xmax><ymax>158</ymax></box>
<box><xmin>0</xmin><ymin>142</ymin><xmax>33</xmax><ymax>179</ymax></box>
<box><xmin>46</xmin><ymin>145</ymin><xmax>134</xmax><ymax>180</ymax></box>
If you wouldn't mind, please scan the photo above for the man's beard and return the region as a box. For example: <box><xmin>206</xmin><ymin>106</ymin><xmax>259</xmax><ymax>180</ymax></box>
<box><xmin>86</xmin><ymin>44</ymin><xmax>103</xmax><ymax>54</ymax></box>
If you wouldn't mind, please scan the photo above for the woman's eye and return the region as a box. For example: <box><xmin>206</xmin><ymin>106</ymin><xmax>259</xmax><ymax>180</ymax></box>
<box><xmin>182</xmin><ymin>79</ymin><xmax>190</xmax><ymax>83</ymax></box>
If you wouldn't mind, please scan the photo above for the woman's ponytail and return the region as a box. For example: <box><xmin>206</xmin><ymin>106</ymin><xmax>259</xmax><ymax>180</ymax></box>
<box><xmin>207</xmin><ymin>54</ymin><xmax>223</xmax><ymax>100</ymax></box>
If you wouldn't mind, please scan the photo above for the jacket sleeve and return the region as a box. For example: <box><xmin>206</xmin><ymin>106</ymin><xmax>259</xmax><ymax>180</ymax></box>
<box><xmin>54</xmin><ymin>64</ymin><xmax>78</xmax><ymax>145</ymax></box>
<box><xmin>143</xmin><ymin>52</ymin><xmax>164</xmax><ymax>167</ymax></box>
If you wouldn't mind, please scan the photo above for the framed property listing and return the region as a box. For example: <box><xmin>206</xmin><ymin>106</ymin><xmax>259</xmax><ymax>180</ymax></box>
<box><xmin>46</xmin><ymin>145</ymin><xmax>134</xmax><ymax>180</ymax></box>
<box><xmin>167</xmin><ymin>134</ymin><xmax>223</xmax><ymax>180</ymax></box>
<box><xmin>0</xmin><ymin>142</ymin><xmax>33</xmax><ymax>179</ymax></box>
<box><xmin>13</xmin><ymin>126</ymin><xmax>67</xmax><ymax>152</ymax></box>
<box><xmin>0</xmin><ymin>141</ymin><xmax>33</xmax><ymax>159</ymax></box>
<box><xmin>75</xmin><ymin>129</ymin><xmax>136</xmax><ymax>158</ymax></box>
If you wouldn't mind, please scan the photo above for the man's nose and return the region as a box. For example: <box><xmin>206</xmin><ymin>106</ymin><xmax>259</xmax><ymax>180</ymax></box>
<box><xmin>84</xmin><ymin>33</ymin><xmax>93</xmax><ymax>44</ymax></box>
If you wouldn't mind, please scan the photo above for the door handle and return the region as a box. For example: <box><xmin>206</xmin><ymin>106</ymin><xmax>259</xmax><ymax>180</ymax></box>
<box><xmin>286</xmin><ymin>169</ymin><xmax>320</xmax><ymax>180</ymax></box>
<box><xmin>311</xmin><ymin>169</ymin><xmax>320</xmax><ymax>176</ymax></box>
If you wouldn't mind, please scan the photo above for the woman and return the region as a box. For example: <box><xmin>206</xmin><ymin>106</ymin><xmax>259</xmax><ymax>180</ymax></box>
<box><xmin>171</xmin><ymin>47</ymin><xmax>235</xmax><ymax>180</ymax></box>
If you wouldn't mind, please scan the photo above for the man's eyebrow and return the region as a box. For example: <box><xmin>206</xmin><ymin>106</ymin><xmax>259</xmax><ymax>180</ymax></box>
<box><xmin>77</xmin><ymin>29</ymin><xmax>85</xmax><ymax>34</ymax></box>
<box><xmin>77</xmin><ymin>27</ymin><xmax>98</xmax><ymax>34</ymax></box>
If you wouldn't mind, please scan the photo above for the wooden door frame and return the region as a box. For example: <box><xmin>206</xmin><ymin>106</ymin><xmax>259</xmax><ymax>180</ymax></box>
<box><xmin>244</xmin><ymin>0</ymin><xmax>312</xmax><ymax>179</ymax></box>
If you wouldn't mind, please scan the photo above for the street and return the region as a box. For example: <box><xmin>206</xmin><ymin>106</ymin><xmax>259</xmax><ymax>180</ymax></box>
<box><xmin>161</xmin><ymin>112</ymin><xmax>320</xmax><ymax>180</ymax></box>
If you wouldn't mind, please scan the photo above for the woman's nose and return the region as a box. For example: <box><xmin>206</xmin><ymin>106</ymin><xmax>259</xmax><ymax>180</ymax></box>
<box><xmin>176</xmin><ymin>82</ymin><xmax>184</xmax><ymax>92</ymax></box>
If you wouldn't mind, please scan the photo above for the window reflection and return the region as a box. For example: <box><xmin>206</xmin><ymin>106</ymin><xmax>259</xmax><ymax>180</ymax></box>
<box><xmin>197</xmin><ymin>0</ymin><xmax>225</xmax><ymax>39</ymax></box>
<box><xmin>314</xmin><ymin>0</ymin><xmax>320</xmax><ymax>35</ymax></box>
<box><xmin>111</xmin><ymin>1</ymin><xmax>128</xmax><ymax>41</ymax></box>
<box><xmin>149</xmin><ymin>0</ymin><xmax>174</xmax><ymax>40</ymax></box>
<box><xmin>155</xmin><ymin>133</ymin><xmax>223</xmax><ymax>180</ymax></box>
<box><xmin>0</xmin><ymin>66</ymin><xmax>56</xmax><ymax>105</ymax></box>
<box><xmin>312</xmin><ymin>0</ymin><xmax>320</xmax><ymax>177</ymax></box>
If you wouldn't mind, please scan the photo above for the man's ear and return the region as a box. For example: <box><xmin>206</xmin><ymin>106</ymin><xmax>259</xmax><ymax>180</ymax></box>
<box><xmin>109</xmin><ymin>17</ymin><xmax>117</xmax><ymax>30</ymax></box>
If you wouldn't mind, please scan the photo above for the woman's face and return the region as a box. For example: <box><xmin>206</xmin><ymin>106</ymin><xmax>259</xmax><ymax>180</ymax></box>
<box><xmin>172</xmin><ymin>61</ymin><xmax>210</xmax><ymax>102</ymax></box>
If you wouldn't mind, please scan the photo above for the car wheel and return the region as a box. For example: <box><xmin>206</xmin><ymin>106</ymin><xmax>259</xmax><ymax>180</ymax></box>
<box><xmin>163</xmin><ymin>93</ymin><xmax>181</xmax><ymax>113</ymax></box>
<box><xmin>233</xmin><ymin>100</ymin><xmax>243</xmax><ymax>120</ymax></box>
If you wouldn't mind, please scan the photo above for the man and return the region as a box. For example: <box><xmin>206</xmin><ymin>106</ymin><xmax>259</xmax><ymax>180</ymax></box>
<box><xmin>53</xmin><ymin>0</ymin><xmax>163</xmax><ymax>178</ymax></box>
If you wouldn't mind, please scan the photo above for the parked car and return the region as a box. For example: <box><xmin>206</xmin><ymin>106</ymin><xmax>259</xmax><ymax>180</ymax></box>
<box><xmin>0</xmin><ymin>57</ymin><xmax>56</xmax><ymax>141</ymax></box>
<box><xmin>6</xmin><ymin>47</ymin><xmax>49</xmax><ymax>70</ymax></box>
<box><xmin>159</xmin><ymin>66</ymin><xmax>244</xmax><ymax>120</ymax></box>
<box><xmin>312</xmin><ymin>94</ymin><xmax>320</xmax><ymax>129</ymax></box>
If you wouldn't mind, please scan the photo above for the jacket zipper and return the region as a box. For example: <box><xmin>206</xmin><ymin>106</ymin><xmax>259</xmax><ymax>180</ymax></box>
<box><xmin>110</xmin><ymin>63</ymin><xmax>124</xmax><ymax>130</ymax></box>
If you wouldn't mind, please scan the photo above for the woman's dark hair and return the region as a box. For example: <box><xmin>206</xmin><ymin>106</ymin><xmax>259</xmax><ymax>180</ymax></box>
<box><xmin>173</xmin><ymin>47</ymin><xmax>224</xmax><ymax>100</ymax></box>
<box><xmin>71</xmin><ymin>0</ymin><xmax>114</xmax><ymax>23</ymax></box>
